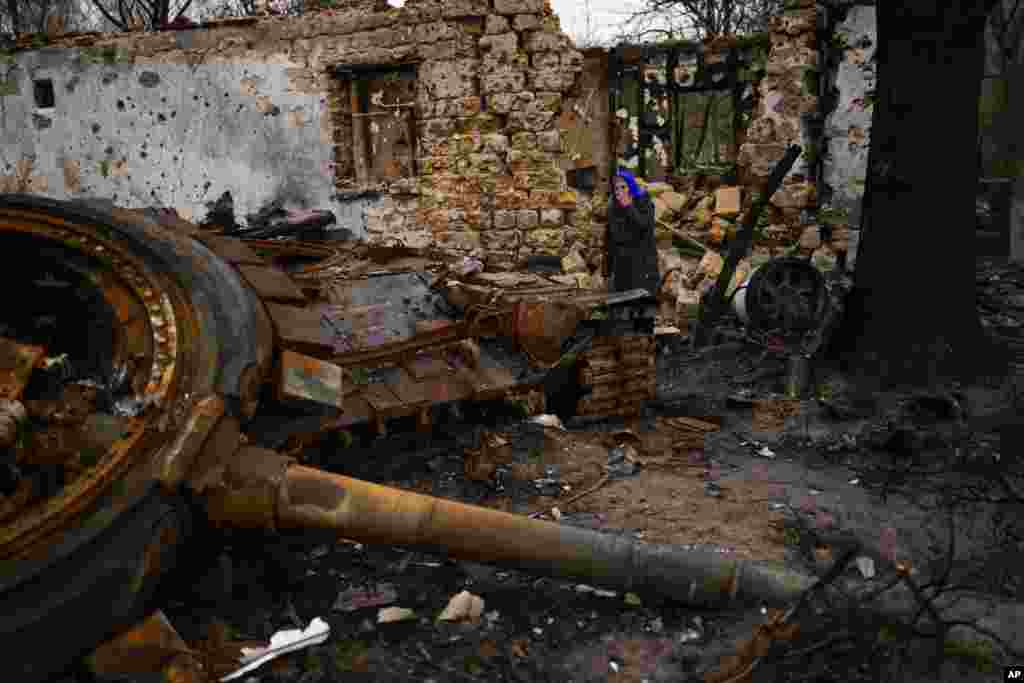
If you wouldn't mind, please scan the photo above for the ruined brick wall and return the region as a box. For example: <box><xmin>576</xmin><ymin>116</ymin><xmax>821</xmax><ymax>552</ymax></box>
<box><xmin>733</xmin><ymin>1</ymin><xmax>820</xmax><ymax>252</ymax></box>
<box><xmin>578</xmin><ymin>2</ymin><xmax>833</xmax><ymax>300</ymax></box>
<box><xmin>0</xmin><ymin>0</ymin><xmax>876</xmax><ymax>279</ymax></box>
<box><xmin>0</xmin><ymin>0</ymin><xmax>587</xmax><ymax>269</ymax></box>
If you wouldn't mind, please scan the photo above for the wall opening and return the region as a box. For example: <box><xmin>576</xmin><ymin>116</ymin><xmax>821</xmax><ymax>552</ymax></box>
<box><xmin>610</xmin><ymin>42</ymin><xmax>760</xmax><ymax>180</ymax></box>
<box><xmin>33</xmin><ymin>79</ymin><xmax>55</xmax><ymax>109</ymax></box>
<box><xmin>331</xmin><ymin>63</ymin><xmax>419</xmax><ymax>187</ymax></box>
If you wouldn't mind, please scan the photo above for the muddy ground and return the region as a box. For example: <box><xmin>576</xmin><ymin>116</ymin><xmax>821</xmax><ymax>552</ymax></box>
<box><xmin>53</xmin><ymin>260</ymin><xmax>1024</xmax><ymax>683</ymax></box>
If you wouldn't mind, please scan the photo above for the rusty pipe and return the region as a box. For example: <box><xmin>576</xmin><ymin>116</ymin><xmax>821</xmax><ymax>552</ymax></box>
<box><xmin>203</xmin><ymin>451</ymin><xmax>813</xmax><ymax>609</ymax></box>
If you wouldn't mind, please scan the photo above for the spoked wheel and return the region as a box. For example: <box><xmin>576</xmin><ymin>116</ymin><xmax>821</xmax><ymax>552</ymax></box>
<box><xmin>746</xmin><ymin>257</ymin><xmax>830</xmax><ymax>335</ymax></box>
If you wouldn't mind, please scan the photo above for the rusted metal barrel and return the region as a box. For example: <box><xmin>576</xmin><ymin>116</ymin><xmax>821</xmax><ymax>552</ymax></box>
<box><xmin>204</xmin><ymin>449</ymin><xmax>814</xmax><ymax>610</ymax></box>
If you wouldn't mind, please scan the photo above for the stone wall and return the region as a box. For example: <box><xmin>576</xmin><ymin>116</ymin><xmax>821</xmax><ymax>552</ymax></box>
<box><xmin>0</xmin><ymin>0</ymin><xmax>881</xmax><ymax>278</ymax></box>
<box><xmin>0</xmin><ymin>0</ymin><xmax>584</xmax><ymax>264</ymax></box>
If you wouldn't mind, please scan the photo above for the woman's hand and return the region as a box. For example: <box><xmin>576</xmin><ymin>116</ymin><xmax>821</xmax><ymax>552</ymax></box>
<box><xmin>614</xmin><ymin>185</ymin><xmax>632</xmax><ymax>208</ymax></box>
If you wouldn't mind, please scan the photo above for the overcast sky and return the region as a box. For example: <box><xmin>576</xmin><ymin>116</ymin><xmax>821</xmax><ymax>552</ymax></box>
<box><xmin>549</xmin><ymin>0</ymin><xmax>646</xmax><ymax>46</ymax></box>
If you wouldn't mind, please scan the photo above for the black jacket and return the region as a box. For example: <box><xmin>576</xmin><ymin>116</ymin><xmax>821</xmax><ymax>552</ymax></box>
<box><xmin>607</xmin><ymin>194</ymin><xmax>660</xmax><ymax>295</ymax></box>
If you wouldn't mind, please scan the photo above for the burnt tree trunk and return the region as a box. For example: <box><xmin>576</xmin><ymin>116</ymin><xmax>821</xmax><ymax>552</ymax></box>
<box><xmin>834</xmin><ymin>0</ymin><xmax>1008</xmax><ymax>386</ymax></box>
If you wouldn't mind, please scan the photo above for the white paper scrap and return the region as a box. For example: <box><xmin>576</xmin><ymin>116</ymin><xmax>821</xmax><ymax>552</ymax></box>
<box><xmin>220</xmin><ymin>617</ymin><xmax>330</xmax><ymax>682</ymax></box>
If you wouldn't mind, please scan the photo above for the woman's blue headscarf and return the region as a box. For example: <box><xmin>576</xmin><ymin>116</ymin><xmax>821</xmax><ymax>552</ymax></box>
<box><xmin>614</xmin><ymin>168</ymin><xmax>647</xmax><ymax>199</ymax></box>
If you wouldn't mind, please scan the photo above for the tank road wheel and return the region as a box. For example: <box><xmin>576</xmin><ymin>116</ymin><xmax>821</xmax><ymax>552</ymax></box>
<box><xmin>0</xmin><ymin>195</ymin><xmax>273</xmax><ymax>682</ymax></box>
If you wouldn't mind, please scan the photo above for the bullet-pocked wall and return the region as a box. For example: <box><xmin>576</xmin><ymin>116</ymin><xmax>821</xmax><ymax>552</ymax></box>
<box><xmin>0</xmin><ymin>46</ymin><xmax>337</xmax><ymax>226</ymax></box>
<box><xmin>0</xmin><ymin>0</ymin><xmax>879</xmax><ymax>275</ymax></box>
<box><xmin>0</xmin><ymin>0</ymin><xmax>584</xmax><ymax>254</ymax></box>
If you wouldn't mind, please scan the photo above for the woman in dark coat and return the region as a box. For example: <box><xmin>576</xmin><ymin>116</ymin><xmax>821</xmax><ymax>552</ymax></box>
<box><xmin>607</xmin><ymin>169</ymin><xmax>660</xmax><ymax>295</ymax></box>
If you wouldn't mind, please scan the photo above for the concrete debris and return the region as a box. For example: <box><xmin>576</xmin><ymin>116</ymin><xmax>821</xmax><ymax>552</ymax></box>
<box><xmin>437</xmin><ymin>590</ymin><xmax>485</xmax><ymax>624</ymax></box>
<box><xmin>377</xmin><ymin>607</ymin><xmax>416</xmax><ymax>624</ymax></box>
<box><xmin>855</xmin><ymin>556</ymin><xmax>875</xmax><ymax>579</ymax></box>
<box><xmin>530</xmin><ymin>414</ymin><xmax>564</xmax><ymax>429</ymax></box>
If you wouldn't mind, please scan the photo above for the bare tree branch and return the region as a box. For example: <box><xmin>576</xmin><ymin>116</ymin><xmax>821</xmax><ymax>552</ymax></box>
<box><xmin>620</xmin><ymin>0</ymin><xmax>784</xmax><ymax>43</ymax></box>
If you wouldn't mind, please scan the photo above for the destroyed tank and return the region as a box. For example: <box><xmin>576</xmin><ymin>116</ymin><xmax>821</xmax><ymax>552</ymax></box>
<box><xmin>0</xmin><ymin>195</ymin><xmax>809</xmax><ymax>681</ymax></box>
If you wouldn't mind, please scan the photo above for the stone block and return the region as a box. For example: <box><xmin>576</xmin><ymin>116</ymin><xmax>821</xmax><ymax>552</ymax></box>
<box><xmin>417</xmin><ymin>21</ymin><xmax>458</xmax><ymax>43</ymax></box>
<box><xmin>517</xmin><ymin>209</ymin><xmax>540</xmax><ymax>229</ymax></box>
<box><xmin>481</xmin><ymin>66</ymin><xmax>527</xmax><ymax>94</ymax></box>
<box><xmin>511</xmin><ymin>131</ymin><xmax>538</xmax><ymax>150</ymax></box>
<box><xmin>562</xmin><ymin>243</ymin><xmax>587</xmax><ymax>273</ymax></box>
<box><xmin>419</xmin><ymin>40</ymin><xmax>458</xmax><ymax>61</ymax></box>
<box><xmin>487</xmin><ymin>92</ymin><xmax>519</xmax><ymax>114</ymax></box>
<box><xmin>799</xmin><ymin>225</ymin><xmax>821</xmax><ymax>251</ymax></box>
<box><xmin>523</xmin><ymin>228</ymin><xmax>565</xmax><ymax>250</ymax></box>
<box><xmin>391</xmin><ymin>229</ymin><xmax>432</xmax><ymax>250</ymax></box>
<box><xmin>512</xmin><ymin>14</ymin><xmax>540</xmax><ymax>31</ymax></box>
<box><xmin>494</xmin><ymin>0</ymin><xmax>545</xmax><ymax>15</ymax></box>
<box><xmin>485</xmin><ymin>251</ymin><xmax>519</xmax><ymax>271</ymax></box>
<box><xmin>660</xmin><ymin>191</ymin><xmax>688</xmax><ymax>214</ymax></box>
<box><xmin>537</xmin><ymin>130</ymin><xmax>561</xmax><ymax>152</ymax></box>
<box><xmin>523</xmin><ymin>31</ymin><xmax>564</xmax><ymax>52</ymax></box>
<box><xmin>493</xmin><ymin>209</ymin><xmax>518</xmax><ymax>229</ymax></box>
<box><xmin>483</xmin><ymin>229</ymin><xmax>521</xmax><ymax>251</ymax></box>
<box><xmin>479</xmin><ymin>32</ymin><xmax>519</xmax><ymax>55</ymax></box>
<box><xmin>508</xmin><ymin>105</ymin><xmax>556</xmax><ymax>132</ymax></box>
<box><xmin>737</xmin><ymin>142</ymin><xmax>790</xmax><ymax>178</ymax></box>
<box><xmin>771</xmin><ymin>181</ymin><xmax>816</xmax><ymax>209</ymax></box>
<box><xmin>420</xmin><ymin>60</ymin><xmax>478</xmax><ymax>100</ymax></box>
<box><xmin>539</xmin><ymin>208</ymin><xmax>563</xmax><ymax>225</ymax></box>
<box><xmin>494</xmin><ymin>189</ymin><xmax>531</xmax><ymax>209</ymax></box>
<box><xmin>482</xmin><ymin>133</ymin><xmax>510</xmax><ymax>154</ymax></box>
<box><xmin>422</xmin><ymin>117</ymin><xmax>458</xmax><ymax>142</ymax></box>
<box><xmin>532</xmin><ymin>51</ymin><xmax>560</xmax><ymax>70</ymax></box>
<box><xmin>485</xmin><ymin>14</ymin><xmax>511</xmax><ymax>33</ymax></box>
<box><xmin>435</xmin><ymin>230</ymin><xmax>482</xmax><ymax>252</ymax></box>
<box><xmin>562</xmin><ymin>50</ymin><xmax>584</xmax><ymax>70</ymax></box>
<box><xmin>652</xmin><ymin>197</ymin><xmax>672</xmax><ymax>222</ymax></box>
<box><xmin>441</xmin><ymin>0</ymin><xmax>491</xmax><ymax>18</ymax></box>
<box><xmin>528</xmin><ymin>67</ymin><xmax>576</xmax><ymax>91</ymax></box>
<box><xmin>714</xmin><ymin>186</ymin><xmax>742</xmax><ymax>217</ymax></box>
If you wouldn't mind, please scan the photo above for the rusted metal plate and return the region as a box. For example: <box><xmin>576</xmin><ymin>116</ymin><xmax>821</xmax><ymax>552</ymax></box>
<box><xmin>618</xmin><ymin>390</ymin><xmax>654</xmax><ymax>406</ymax></box>
<box><xmin>666</xmin><ymin>416</ymin><xmax>721</xmax><ymax>433</ymax></box>
<box><xmin>362</xmin><ymin>382</ymin><xmax>404</xmax><ymax>413</ymax></box>
<box><xmin>616</xmin><ymin>335</ymin><xmax>655</xmax><ymax>351</ymax></box>
<box><xmin>419</xmin><ymin>374</ymin><xmax>474</xmax><ymax>404</ymax></box>
<box><xmin>236</xmin><ymin>264</ymin><xmax>307</xmax><ymax>304</ymax></box>
<box><xmin>89</xmin><ymin>610</ymin><xmax>204</xmax><ymax>682</ymax></box>
<box><xmin>579</xmin><ymin>365</ymin><xmax>654</xmax><ymax>386</ymax></box>
<box><xmin>389</xmin><ymin>367</ymin><xmax>434</xmax><ymax>407</ymax></box>
<box><xmin>622</xmin><ymin>376</ymin><xmax>657</xmax><ymax>395</ymax></box>
<box><xmin>340</xmin><ymin>394</ymin><xmax>374</xmax><ymax>425</ymax></box>
<box><xmin>619</xmin><ymin>352</ymin><xmax>656</xmax><ymax>369</ymax></box>
<box><xmin>588</xmin><ymin>382</ymin><xmax>621</xmax><ymax>401</ymax></box>
<box><xmin>577</xmin><ymin>396</ymin><xmax>618</xmax><ymax>415</ymax></box>
<box><xmin>403</xmin><ymin>352</ymin><xmax>450</xmax><ymax>380</ymax></box>
<box><xmin>465</xmin><ymin>365</ymin><xmax>517</xmax><ymax>399</ymax></box>
<box><xmin>264</xmin><ymin>303</ymin><xmax>336</xmax><ymax>356</ymax></box>
<box><xmin>198</xmin><ymin>235</ymin><xmax>268</xmax><ymax>265</ymax></box>
<box><xmin>0</xmin><ymin>337</ymin><xmax>45</xmax><ymax>401</ymax></box>
<box><xmin>582</xmin><ymin>356</ymin><xmax>620</xmax><ymax>375</ymax></box>
<box><xmin>415</xmin><ymin>319</ymin><xmax>457</xmax><ymax>336</ymax></box>
<box><xmin>278</xmin><ymin>350</ymin><xmax>344</xmax><ymax>409</ymax></box>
